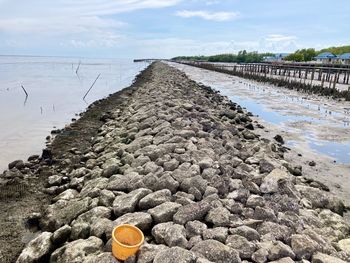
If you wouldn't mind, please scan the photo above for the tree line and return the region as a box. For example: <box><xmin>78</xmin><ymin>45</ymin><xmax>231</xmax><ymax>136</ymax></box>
<box><xmin>172</xmin><ymin>50</ymin><xmax>274</xmax><ymax>63</ymax></box>
<box><xmin>173</xmin><ymin>45</ymin><xmax>350</xmax><ymax>63</ymax></box>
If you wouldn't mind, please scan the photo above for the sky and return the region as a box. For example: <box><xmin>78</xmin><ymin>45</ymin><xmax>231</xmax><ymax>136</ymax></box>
<box><xmin>0</xmin><ymin>0</ymin><xmax>349</xmax><ymax>58</ymax></box>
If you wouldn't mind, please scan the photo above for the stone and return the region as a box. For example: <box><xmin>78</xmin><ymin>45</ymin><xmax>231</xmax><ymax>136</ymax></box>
<box><xmin>312</xmin><ymin>252</ymin><xmax>347</xmax><ymax>263</ymax></box>
<box><xmin>260</xmin><ymin>169</ymin><xmax>289</xmax><ymax>194</ymax></box>
<box><xmin>205</xmin><ymin>207</ymin><xmax>231</xmax><ymax>227</ymax></box>
<box><xmin>113</xmin><ymin>212</ymin><xmax>152</xmax><ymax>231</ymax></box>
<box><xmin>148</xmin><ymin>202</ymin><xmax>182</xmax><ymax>223</ymax></box>
<box><xmin>338</xmin><ymin>238</ymin><xmax>350</xmax><ymax>253</ymax></box>
<box><xmin>291</xmin><ymin>234</ymin><xmax>319</xmax><ymax>260</ymax></box>
<box><xmin>137</xmin><ymin>244</ymin><xmax>167</xmax><ymax>263</ymax></box>
<box><xmin>17</xmin><ymin>232</ymin><xmax>53</xmax><ymax>263</ymax></box>
<box><xmin>70</xmin><ymin>222</ymin><xmax>90</xmax><ymax>240</ymax></box>
<box><xmin>191</xmin><ymin>239</ymin><xmax>241</xmax><ymax>263</ymax></box>
<box><xmin>164</xmin><ymin>224</ymin><xmax>188</xmax><ymax>248</ymax></box>
<box><xmin>48</xmin><ymin>175</ymin><xmax>63</xmax><ymax>186</ymax></box>
<box><xmin>257</xmin><ymin>222</ymin><xmax>291</xmax><ymax>242</ymax></box>
<box><xmin>268</xmin><ymin>241</ymin><xmax>295</xmax><ymax>261</ymax></box>
<box><xmin>254</xmin><ymin>206</ymin><xmax>277</xmax><ymax>221</ymax></box>
<box><xmin>156</xmin><ymin>173</ymin><xmax>180</xmax><ymax>193</ymax></box>
<box><xmin>274</xmin><ymin>135</ymin><xmax>284</xmax><ymax>144</ymax></box>
<box><xmin>163</xmin><ymin>159</ymin><xmax>180</xmax><ymax>171</ymax></box>
<box><xmin>202</xmin><ymin>227</ymin><xmax>228</xmax><ymax>243</ymax></box>
<box><xmin>139</xmin><ymin>189</ymin><xmax>172</xmax><ymax>210</ymax></box>
<box><xmin>152</xmin><ymin>222</ymin><xmax>174</xmax><ymax>243</ymax></box>
<box><xmin>252</xmin><ymin>248</ymin><xmax>269</xmax><ymax>263</ymax></box>
<box><xmin>74</xmin><ymin>206</ymin><xmax>111</xmax><ymax>224</ymax></box>
<box><xmin>229</xmin><ymin>226</ymin><xmax>260</xmax><ymax>241</ymax></box>
<box><xmin>90</xmin><ymin>218</ymin><xmax>114</xmax><ymax>239</ymax></box>
<box><xmin>49</xmin><ymin>236</ymin><xmax>103</xmax><ymax>263</ymax></box>
<box><xmin>113</xmin><ymin>188</ymin><xmax>152</xmax><ymax>216</ymax></box>
<box><xmin>40</xmin><ymin>197</ymin><xmax>92</xmax><ymax>231</ymax></box>
<box><xmin>259</xmin><ymin>159</ymin><xmax>275</xmax><ymax>174</ymax></box>
<box><xmin>153</xmin><ymin>247</ymin><xmax>196</xmax><ymax>263</ymax></box>
<box><xmin>84</xmin><ymin>252</ymin><xmax>121</xmax><ymax>263</ymax></box>
<box><xmin>186</xmin><ymin>220</ymin><xmax>208</xmax><ymax>238</ymax></box>
<box><xmin>99</xmin><ymin>189</ymin><xmax>115</xmax><ymax>207</ymax></box>
<box><xmin>181</xmin><ymin>175</ymin><xmax>208</xmax><ymax>195</ymax></box>
<box><xmin>269</xmin><ymin>258</ymin><xmax>295</xmax><ymax>263</ymax></box>
<box><xmin>173</xmin><ymin>201</ymin><xmax>210</xmax><ymax>225</ymax></box>
<box><xmin>52</xmin><ymin>189</ymin><xmax>79</xmax><ymax>202</ymax></box>
<box><xmin>226</xmin><ymin>234</ymin><xmax>256</xmax><ymax>259</ymax></box>
<box><xmin>52</xmin><ymin>225</ymin><xmax>71</xmax><ymax>246</ymax></box>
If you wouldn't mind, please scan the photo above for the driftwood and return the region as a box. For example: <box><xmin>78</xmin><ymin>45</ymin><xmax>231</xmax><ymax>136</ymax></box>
<box><xmin>21</xmin><ymin>85</ymin><xmax>28</xmax><ymax>97</ymax></box>
<box><xmin>83</xmin><ymin>74</ymin><xmax>101</xmax><ymax>100</ymax></box>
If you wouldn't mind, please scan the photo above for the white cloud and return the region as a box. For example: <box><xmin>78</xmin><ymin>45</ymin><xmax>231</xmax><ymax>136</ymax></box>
<box><xmin>265</xmin><ymin>34</ymin><xmax>297</xmax><ymax>42</ymax></box>
<box><xmin>176</xmin><ymin>10</ymin><xmax>239</xmax><ymax>21</ymax></box>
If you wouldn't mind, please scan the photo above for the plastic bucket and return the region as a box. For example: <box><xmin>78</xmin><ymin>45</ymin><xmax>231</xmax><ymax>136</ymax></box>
<box><xmin>112</xmin><ymin>224</ymin><xmax>144</xmax><ymax>260</ymax></box>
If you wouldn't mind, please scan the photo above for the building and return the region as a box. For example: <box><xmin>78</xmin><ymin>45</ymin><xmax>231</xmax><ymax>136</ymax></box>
<box><xmin>314</xmin><ymin>52</ymin><xmax>337</xmax><ymax>63</ymax></box>
<box><xmin>263</xmin><ymin>53</ymin><xmax>289</xmax><ymax>62</ymax></box>
<box><xmin>338</xmin><ymin>53</ymin><xmax>350</xmax><ymax>65</ymax></box>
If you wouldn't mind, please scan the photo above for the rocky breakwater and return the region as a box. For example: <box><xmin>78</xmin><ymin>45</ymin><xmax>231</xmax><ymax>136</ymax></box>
<box><xmin>12</xmin><ymin>62</ymin><xmax>350</xmax><ymax>263</ymax></box>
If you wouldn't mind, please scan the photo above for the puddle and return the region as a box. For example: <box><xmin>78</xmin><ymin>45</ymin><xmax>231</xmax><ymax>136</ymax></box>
<box><xmin>170</xmin><ymin>62</ymin><xmax>350</xmax><ymax>164</ymax></box>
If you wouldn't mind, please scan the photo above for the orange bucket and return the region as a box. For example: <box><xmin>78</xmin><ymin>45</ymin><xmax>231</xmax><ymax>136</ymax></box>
<box><xmin>112</xmin><ymin>224</ymin><xmax>144</xmax><ymax>260</ymax></box>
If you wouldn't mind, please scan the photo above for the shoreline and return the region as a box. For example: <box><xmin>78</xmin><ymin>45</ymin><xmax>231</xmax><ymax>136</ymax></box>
<box><xmin>1</xmin><ymin>62</ymin><xmax>350</xmax><ymax>262</ymax></box>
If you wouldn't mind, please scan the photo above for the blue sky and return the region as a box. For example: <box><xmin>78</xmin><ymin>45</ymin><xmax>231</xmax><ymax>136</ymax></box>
<box><xmin>0</xmin><ymin>0</ymin><xmax>349</xmax><ymax>58</ymax></box>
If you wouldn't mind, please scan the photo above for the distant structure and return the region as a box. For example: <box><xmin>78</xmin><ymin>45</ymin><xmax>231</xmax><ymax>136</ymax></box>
<box><xmin>263</xmin><ymin>53</ymin><xmax>290</xmax><ymax>62</ymax></box>
<box><xmin>338</xmin><ymin>53</ymin><xmax>350</xmax><ymax>65</ymax></box>
<box><xmin>314</xmin><ymin>52</ymin><xmax>350</xmax><ymax>65</ymax></box>
<box><xmin>314</xmin><ymin>52</ymin><xmax>337</xmax><ymax>63</ymax></box>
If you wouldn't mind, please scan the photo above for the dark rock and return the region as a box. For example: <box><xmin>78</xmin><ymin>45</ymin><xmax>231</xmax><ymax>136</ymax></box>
<box><xmin>274</xmin><ymin>135</ymin><xmax>284</xmax><ymax>144</ymax></box>
<box><xmin>173</xmin><ymin>201</ymin><xmax>210</xmax><ymax>225</ymax></box>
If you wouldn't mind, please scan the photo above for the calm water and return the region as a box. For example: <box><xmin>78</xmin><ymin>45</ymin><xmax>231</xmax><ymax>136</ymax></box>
<box><xmin>0</xmin><ymin>56</ymin><xmax>147</xmax><ymax>172</ymax></box>
<box><xmin>170</xmin><ymin>62</ymin><xmax>350</xmax><ymax>164</ymax></box>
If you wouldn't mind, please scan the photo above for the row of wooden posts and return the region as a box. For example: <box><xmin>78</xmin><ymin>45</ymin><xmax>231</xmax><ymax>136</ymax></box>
<box><xmin>186</xmin><ymin>62</ymin><xmax>350</xmax><ymax>89</ymax></box>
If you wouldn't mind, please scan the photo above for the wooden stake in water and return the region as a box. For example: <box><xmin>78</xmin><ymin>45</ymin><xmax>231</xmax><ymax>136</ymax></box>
<box><xmin>21</xmin><ymin>85</ymin><xmax>28</xmax><ymax>98</ymax></box>
<box><xmin>83</xmin><ymin>74</ymin><xmax>101</xmax><ymax>100</ymax></box>
<box><xmin>76</xmin><ymin>61</ymin><xmax>81</xmax><ymax>75</ymax></box>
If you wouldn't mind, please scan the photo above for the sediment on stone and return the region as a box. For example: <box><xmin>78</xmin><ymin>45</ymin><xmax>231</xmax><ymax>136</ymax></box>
<box><xmin>4</xmin><ymin>62</ymin><xmax>350</xmax><ymax>263</ymax></box>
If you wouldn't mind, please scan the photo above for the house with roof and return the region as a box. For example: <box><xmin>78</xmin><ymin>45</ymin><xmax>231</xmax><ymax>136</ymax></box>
<box><xmin>263</xmin><ymin>53</ymin><xmax>290</xmax><ymax>62</ymax></box>
<box><xmin>314</xmin><ymin>52</ymin><xmax>337</xmax><ymax>63</ymax></box>
<box><xmin>338</xmin><ymin>53</ymin><xmax>350</xmax><ymax>65</ymax></box>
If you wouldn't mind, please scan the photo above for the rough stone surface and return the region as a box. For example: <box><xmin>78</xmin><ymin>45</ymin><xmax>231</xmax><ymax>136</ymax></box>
<box><xmin>191</xmin><ymin>239</ymin><xmax>241</xmax><ymax>263</ymax></box>
<box><xmin>17</xmin><ymin>232</ymin><xmax>53</xmax><ymax>263</ymax></box>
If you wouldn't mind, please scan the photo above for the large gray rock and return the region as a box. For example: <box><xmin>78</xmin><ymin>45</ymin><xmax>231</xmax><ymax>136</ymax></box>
<box><xmin>52</xmin><ymin>225</ymin><xmax>71</xmax><ymax>246</ymax></box>
<box><xmin>164</xmin><ymin>224</ymin><xmax>188</xmax><ymax>248</ymax></box>
<box><xmin>17</xmin><ymin>232</ymin><xmax>53</xmax><ymax>263</ymax></box>
<box><xmin>50</xmin><ymin>236</ymin><xmax>103</xmax><ymax>263</ymax></box>
<box><xmin>139</xmin><ymin>189</ymin><xmax>172</xmax><ymax>210</ymax></box>
<box><xmin>260</xmin><ymin>169</ymin><xmax>289</xmax><ymax>194</ymax></box>
<box><xmin>114</xmin><ymin>212</ymin><xmax>152</xmax><ymax>231</ymax></box>
<box><xmin>40</xmin><ymin>197</ymin><xmax>92</xmax><ymax>231</ymax></box>
<box><xmin>152</xmin><ymin>222</ymin><xmax>174</xmax><ymax>244</ymax></box>
<box><xmin>148</xmin><ymin>202</ymin><xmax>182</xmax><ymax>223</ymax></box>
<box><xmin>113</xmin><ymin>188</ymin><xmax>152</xmax><ymax>216</ymax></box>
<box><xmin>312</xmin><ymin>252</ymin><xmax>347</xmax><ymax>263</ymax></box>
<box><xmin>191</xmin><ymin>239</ymin><xmax>241</xmax><ymax>263</ymax></box>
<box><xmin>202</xmin><ymin>227</ymin><xmax>228</xmax><ymax>243</ymax></box>
<box><xmin>229</xmin><ymin>226</ymin><xmax>260</xmax><ymax>241</ymax></box>
<box><xmin>173</xmin><ymin>201</ymin><xmax>210</xmax><ymax>225</ymax></box>
<box><xmin>84</xmin><ymin>252</ymin><xmax>121</xmax><ymax>263</ymax></box>
<box><xmin>205</xmin><ymin>207</ymin><xmax>231</xmax><ymax>227</ymax></box>
<box><xmin>291</xmin><ymin>234</ymin><xmax>319</xmax><ymax>260</ymax></box>
<box><xmin>137</xmin><ymin>244</ymin><xmax>168</xmax><ymax>263</ymax></box>
<box><xmin>74</xmin><ymin>206</ymin><xmax>112</xmax><ymax>224</ymax></box>
<box><xmin>226</xmin><ymin>234</ymin><xmax>256</xmax><ymax>259</ymax></box>
<box><xmin>268</xmin><ymin>241</ymin><xmax>295</xmax><ymax>261</ymax></box>
<box><xmin>153</xmin><ymin>247</ymin><xmax>196</xmax><ymax>263</ymax></box>
<box><xmin>186</xmin><ymin>220</ymin><xmax>208</xmax><ymax>238</ymax></box>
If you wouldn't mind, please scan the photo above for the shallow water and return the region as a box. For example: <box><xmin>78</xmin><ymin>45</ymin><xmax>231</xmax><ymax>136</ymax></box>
<box><xmin>0</xmin><ymin>56</ymin><xmax>147</xmax><ymax>172</ymax></box>
<box><xmin>170</xmin><ymin>62</ymin><xmax>350</xmax><ymax>164</ymax></box>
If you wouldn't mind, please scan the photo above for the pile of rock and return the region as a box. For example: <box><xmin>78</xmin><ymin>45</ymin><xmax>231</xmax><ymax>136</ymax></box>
<box><xmin>16</xmin><ymin>62</ymin><xmax>350</xmax><ymax>263</ymax></box>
